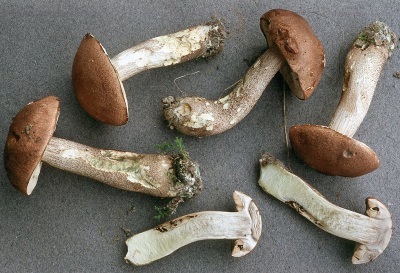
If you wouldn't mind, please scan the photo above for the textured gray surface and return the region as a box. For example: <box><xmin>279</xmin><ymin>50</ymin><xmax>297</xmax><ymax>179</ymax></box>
<box><xmin>1</xmin><ymin>1</ymin><xmax>399</xmax><ymax>272</ymax></box>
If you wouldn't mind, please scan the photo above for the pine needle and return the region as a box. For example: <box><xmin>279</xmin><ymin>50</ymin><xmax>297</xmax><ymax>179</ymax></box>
<box><xmin>173</xmin><ymin>71</ymin><xmax>200</xmax><ymax>96</ymax></box>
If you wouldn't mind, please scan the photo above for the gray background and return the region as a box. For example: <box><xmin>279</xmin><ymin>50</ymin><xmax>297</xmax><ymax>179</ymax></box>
<box><xmin>1</xmin><ymin>1</ymin><xmax>399</xmax><ymax>272</ymax></box>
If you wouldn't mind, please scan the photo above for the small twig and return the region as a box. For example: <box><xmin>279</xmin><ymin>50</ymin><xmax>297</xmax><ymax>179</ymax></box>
<box><xmin>218</xmin><ymin>79</ymin><xmax>242</xmax><ymax>99</ymax></box>
<box><xmin>283</xmin><ymin>81</ymin><xmax>290</xmax><ymax>167</ymax></box>
<box><xmin>173</xmin><ymin>71</ymin><xmax>200</xmax><ymax>96</ymax></box>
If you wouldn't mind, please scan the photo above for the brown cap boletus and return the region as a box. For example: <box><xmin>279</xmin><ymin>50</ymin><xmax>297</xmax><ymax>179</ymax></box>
<box><xmin>4</xmin><ymin>96</ymin><xmax>59</xmax><ymax>195</ymax></box>
<box><xmin>4</xmin><ymin>96</ymin><xmax>202</xmax><ymax>216</ymax></box>
<box><xmin>290</xmin><ymin>21</ymin><xmax>397</xmax><ymax>177</ymax></box>
<box><xmin>72</xmin><ymin>20</ymin><xmax>226</xmax><ymax>126</ymax></box>
<box><xmin>163</xmin><ymin>9</ymin><xmax>325</xmax><ymax>137</ymax></box>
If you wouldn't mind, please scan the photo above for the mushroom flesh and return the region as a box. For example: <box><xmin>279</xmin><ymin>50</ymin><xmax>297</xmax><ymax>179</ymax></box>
<box><xmin>258</xmin><ymin>153</ymin><xmax>392</xmax><ymax>264</ymax></box>
<box><xmin>125</xmin><ymin>191</ymin><xmax>262</xmax><ymax>265</ymax></box>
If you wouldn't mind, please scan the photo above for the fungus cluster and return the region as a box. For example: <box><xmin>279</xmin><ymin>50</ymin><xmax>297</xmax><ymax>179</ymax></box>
<box><xmin>3</xmin><ymin>8</ymin><xmax>396</xmax><ymax>267</ymax></box>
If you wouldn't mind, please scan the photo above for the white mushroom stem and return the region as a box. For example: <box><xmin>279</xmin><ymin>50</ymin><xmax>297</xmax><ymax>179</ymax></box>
<box><xmin>329</xmin><ymin>21</ymin><xmax>396</xmax><ymax>137</ymax></box>
<box><xmin>39</xmin><ymin>137</ymin><xmax>201</xmax><ymax>199</ymax></box>
<box><xmin>110</xmin><ymin>21</ymin><xmax>225</xmax><ymax>81</ymax></box>
<box><xmin>125</xmin><ymin>191</ymin><xmax>262</xmax><ymax>266</ymax></box>
<box><xmin>163</xmin><ymin>46</ymin><xmax>285</xmax><ymax>137</ymax></box>
<box><xmin>258</xmin><ymin>154</ymin><xmax>392</xmax><ymax>264</ymax></box>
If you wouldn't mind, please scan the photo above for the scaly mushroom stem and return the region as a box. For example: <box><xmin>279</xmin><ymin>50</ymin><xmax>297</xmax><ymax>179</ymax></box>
<box><xmin>329</xmin><ymin>21</ymin><xmax>396</xmax><ymax>137</ymax></box>
<box><xmin>258</xmin><ymin>154</ymin><xmax>392</xmax><ymax>264</ymax></box>
<box><xmin>111</xmin><ymin>21</ymin><xmax>225</xmax><ymax>81</ymax></box>
<box><xmin>163</xmin><ymin>46</ymin><xmax>285</xmax><ymax>137</ymax></box>
<box><xmin>125</xmin><ymin>191</ymin><xmax>262</xmax><ymax>265</ymax></box>
<box><xmin>41</xmin><ymin>137</ymin><xmax>201</xmax><ymax>200</ymax></box>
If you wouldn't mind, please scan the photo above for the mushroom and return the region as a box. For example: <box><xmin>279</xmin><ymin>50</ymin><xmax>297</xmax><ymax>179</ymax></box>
<box><xmin>125</xmin><ymin>191</ymin><xmax>262</xmax><ymax>265</ymax></box>
<box><xmin>72</xmin><ymin>19</ymin><xmax>226</xmax><ymax>126</ymax></box>
<box><xmin>258</xmin><ymin>153</ymin><xmax>392</xmax><ymax>264</ymax></box>
<box><xmin>162</xmin><ymin>9</ymin><xmax>325</xmax><ymax>137</ymax></box>
<box><xmin>4</xmin><ymin>96</ymin><xmax>201</xmax><ymax>215</ymax></box>
<box><xmin>289</xmin><ymin>21</ymin><xmax>397</xmax><ymax>177</ymax></box>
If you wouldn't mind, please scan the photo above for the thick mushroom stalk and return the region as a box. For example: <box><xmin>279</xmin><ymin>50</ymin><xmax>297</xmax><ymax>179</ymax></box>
<box><xmin>42</xmin><ymin>137</ymin><xmax>201</xmax><ymax>199</ymax></box>
<box><xmin>163</xmin><ymin>9</ymin><xmax>324</xmax><ymax>137</ymax></box>
<box><xmin>72</xmin><ymin>20</ymin><xmax>226</xmax><ymax>126</ymax></box>
<box><xmin>4</xmin><ymin>96</ymin><xmax>201</xmax><ymax>215</ymax></box>
<box><xmin>258</xmin><ymin>154</ymin><xmax>392</xmax><ymax>264</ymax></box>
<box><xmin>329</xmin><ymin>21</ymin><xmax>397</xmax><ymax>137</ymax></box>
<box><xmin>289</xmin><ymin>21</ymin><xmax>397</xmax><ymax>177</ymax></box>
<box><xmin>125</xmin><ymin>191</ymin><xmax>262</xmax><ymax>265</ymax></box>
<box><xmin>163</xmin><ymin>47</ymin><xmax>285</xmax><ymax>136</ymax></box>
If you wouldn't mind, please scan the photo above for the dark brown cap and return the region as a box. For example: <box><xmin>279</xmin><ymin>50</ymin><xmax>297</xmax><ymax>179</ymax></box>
<box><xmin>72</xmin><ymin>33</ymin><xmax>128</xmax><ymax>126</ymax></box>
<box><xmin>260</xmin><ymin>9</ymin><xmax>325</xmax><ymax>99</ymax></box>
<box><xmin>289</xmin><ymin>125</ymin><xmax>379</xmax><ymax>177</ymax></box>
<box><xmin>4</xmin><ymin>96</ymin><xmax>60</xmax><ymax>194</ymax></box>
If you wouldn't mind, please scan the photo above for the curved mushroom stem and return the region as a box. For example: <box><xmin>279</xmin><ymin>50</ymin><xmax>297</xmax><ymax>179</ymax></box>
<box><xmin>258</xmin><ymin>154</ymin><xmax>392</xmax><ymax>264</ymax></box>
<box><xmin>125</xmin><ymin>191</ymin><xmax>262</xmax><ymax>265</ymax></box>
<box><xmin>41</xmin><ymin>137</ymin><xmax>201</xmax><ymax>214</ymax></box>
<box><xmin>163</xmin><ymin>46</ymin><xmax>285</xmax><ymax>137</ymax></box>
<box><xmin>329</xmin><ymin>21</ymin><xmax>396</xmax><ymax>137</ymax></box>
<box><xmin>111</xmin><ymin>20</ymin><xmax>226</xmax><ymax>81</ymax></box>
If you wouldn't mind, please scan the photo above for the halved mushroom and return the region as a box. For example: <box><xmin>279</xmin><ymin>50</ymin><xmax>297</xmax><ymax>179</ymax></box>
<box><xmin>258</xmin><ymin>153</ymin><xmax>392</xmax><ymax>264</ymax></box>
<box><xmin>290</xmin><ymin>21</ymin><xmax>397</xmax><ymax>177</ymax></box>
<box><xmin>4</xmin><ymin>96</ymin><xmax>201</xmax><ymax>215</ymax></box>
<box><xmin>125</xmin><ymin>191</ymin><xmax>262</xmax><ymax>265</ymax></box>
<box><xmin>163</xmin><ymin>9</ymin><xmax>325</xmax><ymax>137</ymax></box>
<box><xmin>72</xmin><ymin>20</ymin><xmax>226</xmax><ymax>125</ymax></box>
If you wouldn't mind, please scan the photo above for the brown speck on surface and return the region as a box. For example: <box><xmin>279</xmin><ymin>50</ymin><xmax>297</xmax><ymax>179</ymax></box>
<box><xmin>155</xmin><ymin>226</ymin><xmax>169</xmax><ymax>233</ymax></box>
<box><xmin>127</xmin><ymin>205</ymin><xmax>136</xmax><ymax>215</ymax></box>
<box><xmin>111</xmin><ymin>235</ymin><xmax>122</xmax><ymax>244</ymax></box>
<box><xmin>121</xmin><ymin>227</ymin><xmax>134</xmax><ymax>238</ymax></box>
<box><xmin>393</xmin><ymin>72</ymin><xmax>400</xmax><ymax>78</ymax></box>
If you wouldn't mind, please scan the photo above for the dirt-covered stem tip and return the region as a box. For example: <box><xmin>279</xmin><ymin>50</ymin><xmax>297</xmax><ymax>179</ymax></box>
<box><xmin>354</xmin><ymin>21</ymin><xmax>397</xmax><ymax>55</ymax></box>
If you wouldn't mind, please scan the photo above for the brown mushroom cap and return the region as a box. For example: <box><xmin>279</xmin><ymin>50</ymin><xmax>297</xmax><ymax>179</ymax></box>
<box><xmin>289</xmin><ymin>125</ymin><xmax>379</xmax><ymax>177</ymax></box>
<box><xmin>260</xmin><ymin>9</ymin><xmax>325</xmax><ymax>99</ymax></box>
<box><xmin>4</xmin><ymin>96</ymin><xmax>60</xmax><ymax>194</ymax></box>
<box><xmin>72</xmin><ymin>33</ymin><xmax>128</xmax><ymax>126</ymax></box>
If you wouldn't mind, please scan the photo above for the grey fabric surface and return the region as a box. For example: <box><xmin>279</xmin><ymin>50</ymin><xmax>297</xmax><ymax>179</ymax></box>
<box><xmin>0</xmin><ymin>1</ymin><xmax>399</xmax><ymax>272</ymax></box>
